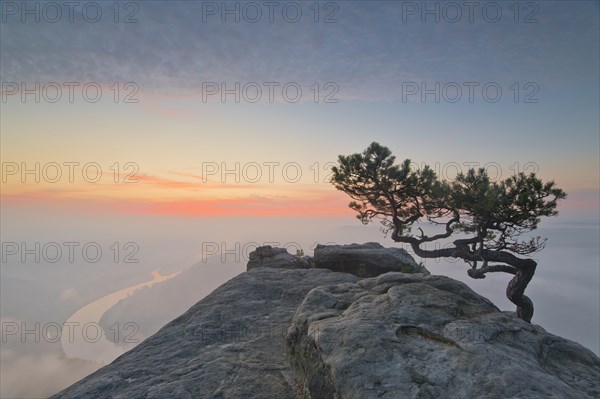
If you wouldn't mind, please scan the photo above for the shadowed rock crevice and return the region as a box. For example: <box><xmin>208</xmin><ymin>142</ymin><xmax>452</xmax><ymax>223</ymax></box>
<box><xmin>396</xmin><ymin>326</ymin><xmax>462</xmax><ymax>349</ymax></box>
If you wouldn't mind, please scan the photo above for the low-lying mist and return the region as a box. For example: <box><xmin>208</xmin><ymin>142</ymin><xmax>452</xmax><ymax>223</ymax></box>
<box><xmin>1</xmin><ymin>211</ymin><xmax>598</xmax><ymax>397</ymax></box>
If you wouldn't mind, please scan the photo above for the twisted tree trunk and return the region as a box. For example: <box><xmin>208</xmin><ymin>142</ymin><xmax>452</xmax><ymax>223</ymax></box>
<box><xmin>391</xmin><ymin>230</ymin><xmax>537</xmax><ymax>323</ymax></box>
<box><xmin>506</xmin><ymin>262</ymin><xmax>536</xmax><ymax>322</ymax></box>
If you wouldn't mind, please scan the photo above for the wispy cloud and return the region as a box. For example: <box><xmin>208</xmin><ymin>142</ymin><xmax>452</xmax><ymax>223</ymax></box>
<box><xmin>134</xmin><ymin>174</ymin><xmax>206</xmax><ymax>190</ymax></box>
<box><xmin>2</xmin><ymin>2</ymin><xmax>597</xmax><ymax>101</ymax></box>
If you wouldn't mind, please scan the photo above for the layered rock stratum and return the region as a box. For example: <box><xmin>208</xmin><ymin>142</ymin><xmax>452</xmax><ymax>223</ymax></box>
<box><xmin>53</xmin><ymin>244</ymin><xmax>600</xmax><ymax>399</ymax></box>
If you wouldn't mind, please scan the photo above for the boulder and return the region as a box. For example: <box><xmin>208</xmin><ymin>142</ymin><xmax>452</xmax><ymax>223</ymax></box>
<box><xmin>314</xmin><ymin>242</ymin><xmax>428</xmax><ymax>277</ymax></box>
<box><xmin>286</xmin><ymin>272</ymin><xmax>600</xmax><ymax>399</ymax></box>
<box><xmin>246</xmin><ymin>245</ymin><xmax>311</xmax><ymax>270</ymax></box>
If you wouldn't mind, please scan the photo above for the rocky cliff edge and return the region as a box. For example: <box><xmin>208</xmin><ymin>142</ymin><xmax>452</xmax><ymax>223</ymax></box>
<box><xmin>52</xmin><ymin>244</ymin><xmax>600</xmax><ymax>399</ymax></box>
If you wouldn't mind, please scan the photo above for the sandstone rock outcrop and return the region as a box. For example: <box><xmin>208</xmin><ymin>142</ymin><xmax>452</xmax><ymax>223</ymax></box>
<box><xmin>287</xmin><ymin>272</ymin><xmax>600</xmax><ymax>398</ymax></box>
<box><xmin>53</xmin><ymin>245</ymin><xmax>600</xmax><ymax>399</ymax></box>
<box><xmin>247</xmin><ymin>245</ymin><xmax>311</xmax><ymax>270</ymax></box>
<box><xmin>314</xmin><ymin>242</ymin><xmax>429</xmax><ymax>277</ymax></box>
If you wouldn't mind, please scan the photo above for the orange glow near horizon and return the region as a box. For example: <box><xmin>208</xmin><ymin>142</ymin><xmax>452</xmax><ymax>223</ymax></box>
<box><xmin>1</xmin><ymin>178</ymin><xmax>356</xmax><ymax>217</ymax></box>
<box><xmin>1</xmin><ymin>165</ymin><xmax>597</xmax><ymax>219</ymax></box>
<box><xmin>2</xmin><ymin>183</ymin><xmax>595</xmax><ymax>219</ymax></box>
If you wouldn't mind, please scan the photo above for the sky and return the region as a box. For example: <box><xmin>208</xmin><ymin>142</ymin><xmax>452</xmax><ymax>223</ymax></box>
<box><xmin>1</xmin><ymin>0</ymin><xmax>598</xmax><ymax>220</ymax></box>
<box><xmin>0</xmin><ymin>1</ymin><xmax>599</xmax><ymax>396</ymax></box>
